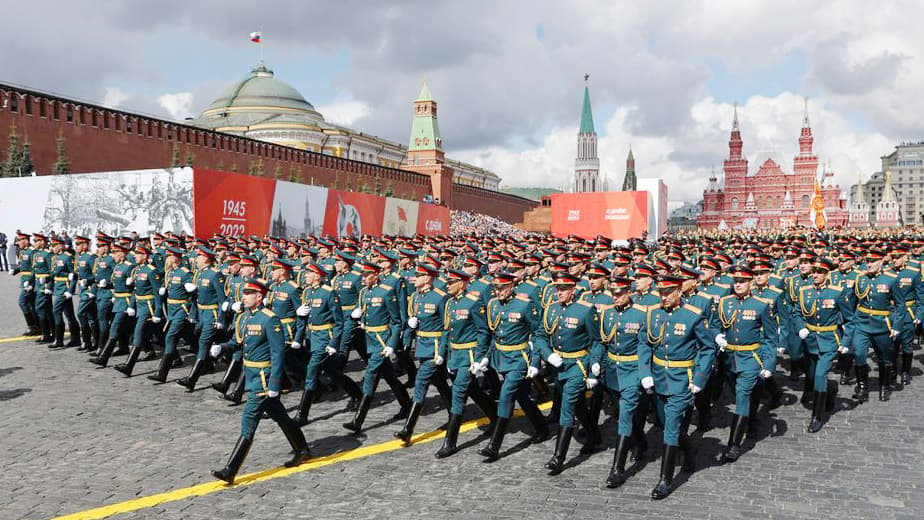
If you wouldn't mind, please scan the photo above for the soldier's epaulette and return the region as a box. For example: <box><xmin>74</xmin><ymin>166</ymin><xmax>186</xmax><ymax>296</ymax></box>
<box><xmin>719</xmin><ymin>294</ymin><xmax>734</xmax><ymax>303</ymax></box>
<box><xmin>907</xmin><ymin>266</ymin><xmax>920</xmax><ymax>273</ymax></box>
<box><xmin>714</xmin><ymin>282</ymin><xmax>730</xmax><ymax>289</ymax></box>
<box><xmin>479</xmin><ymin>277</ymin><xmax>492</xmax><ymax>284</ymax></box>
<box><xmin>434</xmin><ymin>287</ymin><xmax>446</xmax><ymax>296</ymax></box>
<box><xmin>390</xmin><ymin>272</ymin><xmax>401</xmax><ymax>279</ymax></box>
<box><xmin>883</xmin><ymin>272</ymin><xmax>898</xmax><ymax>278</ymax></box>
<box><xmin>683</xmin><ymin>303</ymin><xmax>703</xmax><ymax>315</ymax></box>
<box><xmin>515</xmin><ymin>293</ymin><xmax>531</xmax><ymax>302</ymax></box>
<box><xmin>465</xmin><ymin>293</ymin><xmax>479</xmax><ymax>301</ymax></box>
<box><xmin>829</xmin><ymin>284</ymin><xmax>843</xmax><ymax>291</ymax></box>
<box><xmin>380</xmin><ymin>283</ymin><xmax>393</xmax><ymax>290</ymax></box>
<box><xmin>632</xmin><ymin>303</ymin><xmax>649</xmax><ymax>312</ymax></box>
<box><xmin>769</xmin><ymin>274</ymin><xmax>782</xmax><ymax>280</ymax></box>
<box><xmin>288</xmin><ymin>280</ymin><xmax>299</xmax><ymax>288</ymax></box>
<box><xmin>598</xmin><ymin>304</ymin><xmax>614</xmax><ymax>311</ymax></box>
<box><xmin>321</xmin><ymin>284</ymin><xmax>332</xmax><ymax>291</ymax></box>
<box><xmin>181</xmin><ymin>267</ymin><xmax>189</xmax><ymax>273</ymax></box>
<box><xmin>539</xmin><ymin>275</ymin><xmax>551</xmax><ymax>282</ymax></box>
<box><xmin>261</xmin><ymin>308</ymin><xmax>276</xmax><ymax>317</ymax></box>
<box><xmin>753</xmin><ymin>296</ymin><xmax>773</xmax><ymax>305</ymax></box>
<box><xmin>525</xmin><ymin>279</ymin><xmax>538</xmax><ymax>286</ymax></box>
<box><xmin>577</xmin><ymin>300</ymin><xmax>592</xmax><ymax>307</ymax></box>
<box><xmin>768</xmin><ymin>286</ymin><xmax>783</xmax><ymax>293</ymax></box>
<box><xmin>695</xmin><ymin>290</ymin><xmax>711</xmax><ymax>299</ymax></box>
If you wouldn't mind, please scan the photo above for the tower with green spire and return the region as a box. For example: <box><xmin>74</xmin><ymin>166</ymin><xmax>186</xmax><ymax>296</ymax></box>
<box><xmin>405</xmin><ymin>80</ymin><xmax>453</xmax><ymax>206</ymax></box>
<box><xmin>574</xmin><ymin>75</ymin><xmax>600</xmax><ymax>192</ymax></box>
<box><xmin>622</xmin><ymin>147</ymin><xmax>637</xmax><ymax>191</ymax></box>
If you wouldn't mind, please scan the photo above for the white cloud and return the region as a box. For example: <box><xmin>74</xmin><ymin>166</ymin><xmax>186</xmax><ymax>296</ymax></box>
<box><xmin>157</xmin><ymin>92</ymin><xmax>194</xmax><ymax>120</ymax></box>
<box><xmin>102</xmin><ymin>86</ymin><xmax>129</xmax><ymax>108</ymax></box>
<box><xmin>315</xmin><ymin>98</ymin><xmax>372</xmax><ymax>127</ymax></box>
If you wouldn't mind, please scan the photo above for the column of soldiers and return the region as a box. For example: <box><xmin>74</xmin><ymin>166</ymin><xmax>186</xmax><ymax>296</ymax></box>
<box><xmin>10</xmin><ymin>229</ymin><xmax>924</xmax><ymax>498</ymax></box>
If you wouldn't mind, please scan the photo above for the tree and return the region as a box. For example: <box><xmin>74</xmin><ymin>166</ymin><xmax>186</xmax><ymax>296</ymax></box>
<box><xmin>21</xmin><ymin>141</ymin><xmax>34</xmax><ymax>176</ymax></box>
<box><xmin>2</xmin><ymin>124</ymin><xmax>24</xmax><ymax>177</ymax></box>
<box><xmin>383</xmin><ymin>181</ymin><xmax>394</xmax><ymax>197</ymax></box>
<box><xmin>171</xmin><ymin>143</ymin><xmax>181</xmax><ymax>167</ymax></box>
<box><xmin>53</xmin><ymin>131</ymin><xmax>70</xmax><ymax>175</ymax></box>
<box><xmin>184</xmin><ymin>148</ymin><xmax>194</xmax><ymax>167</ymax></box>
<box><xmin>230</xmin><ymin>162</ymin><xmax>239</xmax><ymax>173</ymax></box>
<box><xmin>273</xmin><ymin>162</ymin><xmax>283</xmax><ymax>179</ymax></box>
<box><xmin>288</xmin><ymin>163</ymin><xmax>298</xmax><ymax>182</ymax></box>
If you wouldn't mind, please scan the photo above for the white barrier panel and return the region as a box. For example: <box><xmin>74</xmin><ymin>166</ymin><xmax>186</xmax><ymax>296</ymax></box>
<box><xmin>269</xmin><ymin>180</ymin><xmax>329</xmax><ymax>239</ymax></box>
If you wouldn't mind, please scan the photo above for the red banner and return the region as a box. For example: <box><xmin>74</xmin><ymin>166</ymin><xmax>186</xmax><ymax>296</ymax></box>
<box><xmin>193</xmin><ymin>169</ymin><xmax>277</xmax><ymax>238</ymax></box>
<box><xmin>417</xmin><ymin>203</ymin><xmax>450</xmax><ymax>235</ymax></box>
<box><xmin>550</xmin><ymin>191</ymin><xmax>648</xmax><ymax>240</ymax></box>
<box><xmin>322</xmin><ymin>190</ymin><xmax>386</xmax><ymax>239</ymax></box>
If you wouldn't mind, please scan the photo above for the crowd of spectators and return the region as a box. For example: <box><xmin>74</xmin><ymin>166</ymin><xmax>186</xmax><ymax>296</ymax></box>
<box><xmin>449</xmin><ymin>210</ymin><xmax>526</xmax><ymax>238</ymax></box>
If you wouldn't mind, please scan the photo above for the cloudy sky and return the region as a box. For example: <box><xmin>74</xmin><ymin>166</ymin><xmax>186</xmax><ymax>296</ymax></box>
<box><xmin>3</xmin><ymin>0</ymin><xmax>918</xmax><ymax>202</ymax></box>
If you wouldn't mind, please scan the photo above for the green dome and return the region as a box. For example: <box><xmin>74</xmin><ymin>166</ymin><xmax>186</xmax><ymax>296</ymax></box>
<box><xmin>206</xmin><ymin>64</ymin><xmax>315</xmax><ymax>112</ymax></box>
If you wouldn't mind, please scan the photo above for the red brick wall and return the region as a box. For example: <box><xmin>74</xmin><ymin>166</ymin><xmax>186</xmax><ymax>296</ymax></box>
<box><xmin>452</xmin><ymin>184</ymin><xmax>538</xmax><ymax>224</ymax></box>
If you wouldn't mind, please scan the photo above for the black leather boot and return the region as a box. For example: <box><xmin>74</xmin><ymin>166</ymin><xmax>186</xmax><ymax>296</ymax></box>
<box><xmin>282</xmin><ymin>419</ymin><xmax>311</xmax><ymax>467</ymax></box>
<box><xmin>35</xmin><ymin>317</ymin><xmax>53</xmax><ymax>344</ymax></box>
<box><xmin>295</xmin><ymin>389</ymin><xmax>315</xmax><ymax>427</ymax></box>
<box><xmin>50</xmin><ymin>322</ymin><xmax>65</xmax><ymax>349</ymax></box>
<box><xmin>343</xmin><ymin>394</ymin><xmax>373</xmax><ymax>433</ymax></box>
<box><xmin>77</xmin><ymin>327</ymin><xmax>93</xmax><ymax>351</ymax></box>
<box><xmin>66</xmin><ymin>324</ymin><xmax>82</xmax><ymax>348</ymax></box>
<box><xmin>878</xmin><ymin>364</ymin><xmax>891</xmax><ymax>401</ymax></box>
<box><xmin>807</xmin><ymin>390</ymin><xmax>826</xmax><ymax>433</ymax></box>
<box><xmin>606</xmin><ymin>434</ymin><xmax>632</xmax><ymax>488</ymax></box>
<box><xmin>854</xmin><ymin>365</ymin><xmax>869</xmax><ymax>402</ymax></box>
<box><xmin>176</xmin><ymin>358</ymin><xmax>206</xmax><ymax>392</ymax></box>
<box><xmin>479</xmin><ymin>417</ymin><xmax>509</xmax><ymax>462</ymax></box>
<box><xmin>435</xmin><ymin>413</ymin><xmax>464</xmax><ymax>459</ymax></box>
<box><xmin>469</xmin><ymin>383</ymin><xmax>498</xmax><ymax>421</ymax></box>
<box><xmin>212</xmin><ymin>436</ymin><xmax>252</xmax><ymax>484</ymax></box>
<box><xmin>211</xmin><ymin>359</ymin><xmax>242</xmax><ymax>394</ymax></box>
<box><xmin>838</xmin><ymin>353</ymin><xmax>855</xmax><ymax>385</ymax></box>
<box><xmin>722</xmin><ymin>414</ymin><xmax>748</xmax><ymax>463</ymax></box>
<box><xmin>544</xmin><ymin>427</ymin><xmax>573</xmax><ymax>475</ymax></box>
<box><xmin>224</xmin><ymin>370</ymin><xmax>246</xmax><ymax>404</ymax></box>
<box><xmin>114</xmin><ymin>345</ymin><xmax>142</xmax><ymax>377</ymax></box>
<box><xmin>147</xmin><ymin>352</ymin><xmax>177</xmax><ymax>383</ymax></box>
<box><xmin>651</xmin><ymin>445</ymin><xmax>678</xmax><ymax>500</ymax></box>
<box><xmin>901</xmin><ymin>352</ymin><xmax>913</xmax><ymax>386</ymax></box>
<box><xmin>394</xmin><ymin>402</ymin><xmax>424</xmax><ymax>444</ymax></box>
<box><xmin>520</xmin><ymin>398</ymin><xmax>550</xmax><ymax>444</ymax></box>
<box><xmin>385</xmin><ymin>376</ymin><xmax>412</xmax><ymax>421</ymax></box>
<box><xmin>89</xmin><ymin>338</ymin><xmax>118</xmax><ymax>367</ymax></box>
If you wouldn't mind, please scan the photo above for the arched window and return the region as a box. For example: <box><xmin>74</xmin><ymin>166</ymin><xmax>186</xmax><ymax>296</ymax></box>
<box><xmin>801</xmin><ymin>195</ymin><xmax>810</xmax><ymax>208</ymax></box>
<box><xmin>731</xmin><ymin>197</ymin><xmax>739</xmax><ymax>210</ymax></box>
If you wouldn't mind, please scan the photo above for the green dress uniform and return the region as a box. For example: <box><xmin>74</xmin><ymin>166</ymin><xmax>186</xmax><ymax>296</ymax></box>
<box><xmin>211</xmin><ymin>298</ymin><xmax>310</xmax><ymax>485</ymax></box>
<box><xmin>333</xmin><ymin>267</ymin><xmax>364</xmax><ymax>357</ymax></box>
<box><xmin>32</xmin><ymin>247</ymin><xmax>55</xmax><ymax>341</ymax></box>
<box><xmin>161</xmin><ymin>265</ymin><xmax>194</xmax><ymax>357</ymax></box>
<box><xmin>850</xmin><ymin>268</ymin><xmax>902</xmax><ymax>401</ymax></box>
<box><xmin>14</xmin><ymin>243</ymin><xmax>40</xmax><ymax>336</ymax></box>
<box><xmin>889</xmin><ymin>264</ymin><xmax>923</xmax><ymax>363</ymax></box>
<box><xmin>93</xmin><ymin>253</ymin><xmax>116</xmax><ymax>350</ymax></box>
<box><xmin>90</xmin><ymin>256</ymin><xmax>135</xmax><ymax>367</ymax></box>
<box><xmin>75</xmin><ymin>251</ymin><xmax>98</xmax><ymax>350</ymax></box>
<box><xmin>783</xmin><ymin>272</ymin><xmax>814</xmax><ymax>364</ymax></box>
<box><xmin>50</xmin><ymin>249</ymin><xmax>79</xmax><ymax>348</ymax></box>
<box><xmin>115</xmin><ymin>260</ymin><xmax>163</xmax><ymax>376</ymax></box>
<box><xmin>268</xmin><ymin>277</ymin><xmax>303</xmax><ymax>385</ymax></box>
<box><xmin>440</xmin><ymin>287</ymin><xmax>495</xmax><ymax>419</ymax></box>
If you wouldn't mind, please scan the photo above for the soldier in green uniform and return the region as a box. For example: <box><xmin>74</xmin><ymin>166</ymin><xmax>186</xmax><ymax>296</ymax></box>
<box><xmin>784</xmin><ymin>249</ymin><xmax>816</xmax><ymax>391</ymax></box>
<box><xmin>210</xmin><ymin>278</ymin><xmax>311</xmax><ymax>485</ymax></box>
<box><xmin>887</xmin><ymin>245</ymin><xmax>922</xmax><ymax>386</ymax></box>
<box><xmin>395</xmin><ymin>262</ymin><xmax>453</xmax><ymax>444</ymax></box>
<box><xmin>31</xmin><ymin>233</ymin><xmax>55</xmax><ymax>344</ymax></box>
<box><xmin>792</xmin><ymin>257</ymin><xmax>853</xmax><ymax>431</ymax></box>
<box><xmin>148</xmin><ymin>247</ymin><xmax>195</xmax><ymax>383</ymax></box>
<box><xmin>13</xmin><ymin>232</ymin><xmax>41</xmax><ymax>337</ymax></box>
<box><xmin>91</xmin><ymin>235</ymin><xmax>115</xmax><ymax>357</ymax></box>
<box><xmin>219</xmin><ymin>255</ymin><xmax>260</xmax><ymax>404</ymax></box>
<box><xmin>599</xmin><ymin>276</ymin><xmax>650</xmax><ymax>488</ymax></box>
<box><xmin>293</xmin><ymin>263</ymin><xmax>361</xmax><ymax>426</ymax></box>
<box><xmin>343</xmin><ymin>261</ymin><xmax>413</xmax><ymax>433</ymax></box>
<box><xmin>73</xmin><ymin>236</ymin><xmax>98</xmax><ymax>352</ymax></box>
<box><xmin>177</xmin><ymin>246</ymin><xmax>227</xmax><ymax>391</ymax></box>
<box><xmin>435</xmin><ymin>268</ymin><xmax>497</xmax><ymax>458</ymax></box>
<box><xmin>89</xmin><ymin>242</ymin><xmax>135</xmax><ymax>367</ymax></box>
<box><xmin>536</xmin><ymin>272</ymin><xmax>604</xmax><ymax>474</ymax></box>
<box><xmin>49</xmin><ymin>237</ymin><xmax>80</xmax><ymax>349</ymax></box>
<box><xmin>830</xmin><ymin>250</ymin><xmax>860</xmax><ymax>385</ymax></box>
<box><xmin>639</xmin><ymin>275</ymin><xmax>717</xmax><ymax>500</ymax></box>
<box><xmin>114</xmin><ymin>244</ymin><xmax>164</xmax><ymax>377</ymax></box>
<box><xmin>711</xmin><ymin>266</ymin><xmax>777</xmax><ymax>462</ymax></box>
<box><xmin>478</xmin><ymin>272</ymin><xmax>549</xmax><ymax>463</ymax></box>
<box><xmin>264</xmin><ymin>258</ymin><xmax>304</xmax><ymax>390</ymax></box>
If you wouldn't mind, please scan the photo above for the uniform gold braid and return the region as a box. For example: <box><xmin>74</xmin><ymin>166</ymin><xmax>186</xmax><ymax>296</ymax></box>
<box><xmin>542</xmin><ymin>305</ymin><xmax>559</xmax><ymax>336</ymax></box>
<box><xmin>799</xmin><ymin>286</ymin><xmax>817</xmax><ymax>317</ymax></box>
<box><xmin>487</xmin><ymin>299</ymin><xmax>502</xmax><ymax>332</ymax></box>
<box><xmin>600</xmin><ymin>310</ymin><xmax>617</xmax><ymax>344</ymax></box>
<box><xmin>718</xmin><ymin>296</ymin><xmax>739</xmax><ymax>329</ymax></box>
<box><xmin>855</xmin><ymin>276</ymin><xmax>871</xmax><ymax>301</ymax></box>
<box><xmin>646</xmin><ymin>309</ymin><xmax>665</xmax><ymax>345</ymax></box>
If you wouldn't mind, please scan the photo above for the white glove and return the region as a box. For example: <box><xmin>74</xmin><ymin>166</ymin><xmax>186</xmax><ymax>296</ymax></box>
<box><xmin>325</xmin><ymin>345</ymin><xmax>338</xmax><ymax>356</ymax></box>
<box><xmin>798</xmin><ymin>328</ymin><xmax>809</xmax><ymax>339</ymax></box>
<box><xmin>689</xmin><ymin>384</ymin><xmax>702</xmax><ymax>394</ymax></box>
<box><xmin>526</xmin><ymin>366</ymin><xmax>539</xmax><ymax>379</ymax></box>
<box><xmin>407</xmin><ymin>316</ymin><xmax>419</xmax><ymax>329</ymax></box>
<box><xmin>838</xmin><ymin>345</ymin><xmax>849</xmax><ymax>354</ymax></box>
<box><xmin>209</xmin><ymin>344</ymin><xmax>223</xmax><ymax>357</ymax></box>
<box><xmin>184</xmin><ymin>283</ymin><xmax>197</xmax><ymax>293</ymax></box>
<box><xmin>43</xmin><ymin>288</ymin><xmax>52</xmax><ymax>295</ymax></box>
<box><xmin>382</xmin><ymin>346</ymin><xmax>395</xmax><ymax>359</ymax></box>
<box><xmin>591</xmin><ymin>362</ymin><xmax>601</xmax><ymax>376</ymax></box>
<box><xmin>214</xmin><ymin>321</ymin><xmax>224</xmax><ymax>330</ymax></box>
<box><xmin>267</xmin><ymin>390</ymin><xmax>280</xmax><ymax>398</ymax></box>
<box><xmin>78</xmin><ymin>279</ymin><xmax>86</xmax><ymax>288</ymax></box>
<box><xmin>125</xmin><ymin>276</ymin><xmax>134</xmax><ymax>286</ymax></box>
<box><xmin>350</xmin><ymin>307</ymin><xmax>363</xmax><ymax>319</ymax></box>
<box><xmin>158</xmin><ymin>287</ymin><xmax>166</xmax><ymax>296</ymax></box>
<box><xmin>151</xmin><ymin>316</ymin><xmax>162</xmax><ymax>324</ymax></box>
<box><xmin>641</xmin><ymin>376</ymin><xmax>654</xmax><ymax>391</ymax></box>
<box><xmin>68</xmin><ymin>273</ymin><xmax>74</xmax><ymax>281</ymax></box>
<box><xmin>890</xmin><ymin>329</ymin><xmax>900</xmax><ymax>338</ymax></box>
<box><xmin>22</xmin><ymin>281</ymin><xmax>30</xmax><ymax>289</ymax></box>
<box><xmin>126</xmin><ymin>307</ymin><xmax>136</xmax><ymax>317</ymax></box>
<box><xmin>915</xmin><ymin>319</ymin><xmax>921</xmax><ymax>326</ymax></box>
<box><xmin>760</xmin><ymin>369</ymin><xmax>772</xmax><ymax>379</ymax></box>
<box><xmin>433</xmin><ymin>354</ymin><xmax>444</xmax><ymax>366</ymax></box>
<box><xmin>231</xmin><ymin>301</ymin><xmax>242</xmax><ymax>313</ymax></box>
<box><xmin>98</xmin><ymin>279</ymin><xmax>108</xmax><ymax>288</ymax></box>
<box><xmin>296</xmin><ymin>304</ymin><xmax>311</xmax><ymax>317</ymax></box>
<box><xmin>290</xmin><ymin>341</ymin><xmax>301</xmax><ymax>350</ymax></box>
<box><xmin>777</xmin><ymin>347</ymin><xmax>786</xmax><ymax>355</ymax></box>
<box><xmin>63</xmin><ymin>291</ymin><xmax>72</xmax><ymax>299</ymax></box>
<box><xmin>470</xmin><ymin>357</ymin><xmax>489</xmax><ymax>375</ymax></box>
<box><xmin>220</xmin><ymin>301</ymin><xmax>229</xmax><ymax>312</ymax></box>
<box><xmin>586</xmin><ymin>378</ymin><xmax>599</xmax><ymax>389</ymax></box>
<box><xmin>715</xmin><ymin>333</ymin><xmax>728</xmax><ymax>348</ymax></box>
<box><xmin>87</xmin><ymin>292</ymin><xmax>95</xmax><ymax>299</ymax></box>
<box><xmin>547</xmin><ymin>353</ymin><xmax>563</xmax><ymax>368</ymax></box>
<box><xmin>262</xmin><ymin>297</ymin><xmax>269</xmax><ymax>307</ymax></box>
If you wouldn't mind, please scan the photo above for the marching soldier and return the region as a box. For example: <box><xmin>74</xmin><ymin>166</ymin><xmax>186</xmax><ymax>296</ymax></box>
<box><xmin>148</xmin><ymin>246</ymin><xmax>195</xmax><ymax>383</ymax></box>
<box><xmin>209</xmin><ymin>278</ymin><xmax>311</xmax><ymax>485</ymax></box>
<box><xmin>830</xmin><ymin>250</ymin><xmax>860</xmax><ymax>385</ymax></box>
<box><xmin>89</xmin><ymin>242</ymin><xmax>135</xmax><ymax>367</ymax></box>
<box><xmin>887</xmin><ymin>245</ymin><xmax>922</xmax><ymax>386</ymax></box>
<box><xmin>114</xmin><ymin>244</ymin><xmax>163</xmax><ymax>377</ymax></box>
<box><xmin>49</xmin><ymin>237</ymin><xmax>80</xmax><ymax>349</ymax></box>
<box><xmin>265</xmin><ymin>258</ymin><xmax>304</xmax><ymax>391</ymax></box>
<box><xmin>12</xmin><ymin>232</ymin><xmax>40</xmax><ymax>337</ymax></box>
<box><xmin>219</xmin><ymin>255</ymin><xmax>260</xmax><ymax>404</ymax></box>
<box><xmin>177</xmin><ymin>246</ymin><xmax>226</xmax><ymax>392</ymax></box>
<box><xmin>711</xmin><ymin>266</ymin><xmax>777</xmax><ymax>461</ymax></box>
<box><xmin>639</xmin><ymin>275</ymin><xmax>717</xmax><ymax>500</ymax></box>
<box><xmin>73</xmin><ymin>236</ymin><xmax>98</xmax><ymax>352</ymax></box>
<box><xmin>91</xmin><ymin>235</ymin><xmax>116</xmax><ymax>356</ymax></box>
<box><xmin>31</xmin><ymin>233</ymin><xmax>55</xmax><ymax>344</ymax></box>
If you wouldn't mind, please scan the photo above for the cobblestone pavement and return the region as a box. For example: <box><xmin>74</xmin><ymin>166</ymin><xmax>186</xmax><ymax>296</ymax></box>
<box><xmin>1</xmin><ymin>273</ymin><xmax>923</xmax><ymax>519</ymax></box>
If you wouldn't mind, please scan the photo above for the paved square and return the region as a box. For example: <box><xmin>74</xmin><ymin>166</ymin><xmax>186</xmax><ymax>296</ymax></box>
<box><xmin>0</xmin><ymin>274</ymin><xmax>922</xmax><ymax>519</ymax></box>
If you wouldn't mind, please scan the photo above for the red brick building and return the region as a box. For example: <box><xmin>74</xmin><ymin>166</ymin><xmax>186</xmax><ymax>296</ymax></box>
<box><xmin>0</xmin><ymin>81</ymin><xmax>536</xmax><ymax>224</ymax></box>
<box><xmin>697</xmin><ymin>104</ymin><xmax>846</xmax><ymax>230</ymax></box>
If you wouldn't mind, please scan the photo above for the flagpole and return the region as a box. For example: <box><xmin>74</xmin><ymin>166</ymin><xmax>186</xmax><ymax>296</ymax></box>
<box><xmin>259</xmin><ymin>28</ymin><xmax>264</xmax><ymax>65</ymax></box>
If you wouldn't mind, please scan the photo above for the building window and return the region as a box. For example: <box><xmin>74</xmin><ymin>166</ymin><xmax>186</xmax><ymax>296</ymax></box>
<box><xmin>103</xmin><ymin>113</ymin><xmax>109</xmax><ymax>129</ymax></box>
<box><xmin>731</xmin><ymin>197</ymin><xmax>739</xmax><ymax>210</ymax></box>
<box><xmin>53</xmin><ymin>103</ymin><xmax>60</xmax><ymax>120</ymax></box>
<box><xmin>80</xmin><ymin>108</ymin><xmax>86</xmax><ymax>125</ymax></box>
<box><xmin>9</xmin><ymin>96</ymin><xmax>17</xmax><ymax>112</ymax></box>
<box><xmin>39</xmin><ymin>100</ymin><xmax>46</xmax><ymax>118</ymax></box>
<box><xmin>115</xmin><ymin>116</ymin><xmax>121</xmax><ymax>131</ymax></box>
<box><xmin>66</xmin><ymin>106</ymin><xmax>73</xmax><ymax>122</ymax></box>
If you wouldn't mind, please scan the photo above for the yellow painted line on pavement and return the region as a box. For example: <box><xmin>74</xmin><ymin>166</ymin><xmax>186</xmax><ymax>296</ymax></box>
<box><xmin>53</xmin><ymin>401</ymin><xmax>553</xmax><ymax>520</ymax></box>
<box><xmin>0</xmin><ymin>335</ymin><xmax>39</xmax><ymax>344</ymax></box>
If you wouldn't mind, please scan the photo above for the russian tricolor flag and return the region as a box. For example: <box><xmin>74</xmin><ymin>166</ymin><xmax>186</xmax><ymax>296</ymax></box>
<box><xmin>250</xmin><ymin>31</ymin><xmax>262</xmax><ymax>43</ymax></box>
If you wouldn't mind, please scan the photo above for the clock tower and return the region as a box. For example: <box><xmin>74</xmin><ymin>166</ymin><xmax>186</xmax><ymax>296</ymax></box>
<box><xmin>404</xmin><ymin>81</ymin><xmax>453</xmax><ymax>206</ymax></box>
